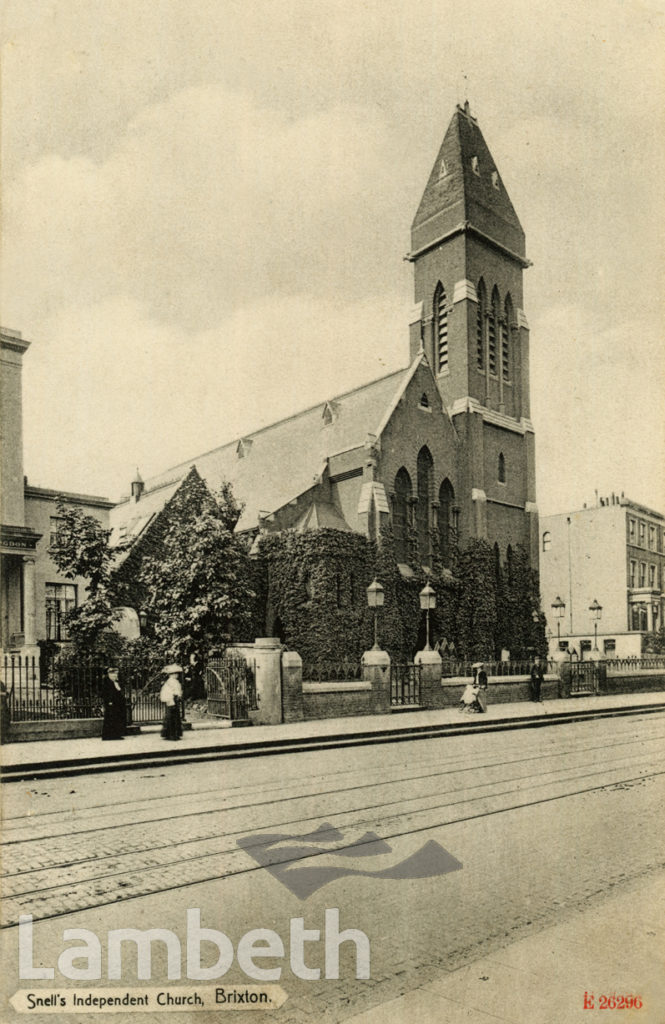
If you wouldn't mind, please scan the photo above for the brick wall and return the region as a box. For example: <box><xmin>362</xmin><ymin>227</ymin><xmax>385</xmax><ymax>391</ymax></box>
<box><xmin>431</xmin><ymin>675</ymin><xmax>560</xmax><ymax>708</ymax></box>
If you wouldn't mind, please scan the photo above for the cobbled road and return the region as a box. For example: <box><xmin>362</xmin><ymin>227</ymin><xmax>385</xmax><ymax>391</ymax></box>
<box><xmin>2</xmin><ymin>711</ymin><xmax>664</xmax><ymax>1023</ymax></box>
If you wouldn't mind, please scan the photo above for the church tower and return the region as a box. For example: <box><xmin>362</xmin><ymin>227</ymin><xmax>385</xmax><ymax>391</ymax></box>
<box><xmin>407</xmin><ymin>103</ymin><xmax>538</xmax><ymax>564</ymax></box>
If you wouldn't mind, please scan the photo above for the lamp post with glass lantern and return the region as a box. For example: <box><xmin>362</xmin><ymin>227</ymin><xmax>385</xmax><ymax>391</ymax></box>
<box><xmin>419</xmin><ymin>581</ymin><xmax>436</xmax><ymax>651</ymax></box>
<box><xmin>366</xmin><ymin>579</ymin><xmax>385</xmax><ymax>651</ymax></box>
<box><xmin>589</xmin><ymin>599</ymin><xmax>602</xmax><ymax>650</ymax></box>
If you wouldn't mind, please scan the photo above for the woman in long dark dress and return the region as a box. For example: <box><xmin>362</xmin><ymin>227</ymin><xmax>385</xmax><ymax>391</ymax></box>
<box><xmin>101</xmin><ymin>667</ymin><xmax>126</xmax><ymax>740</ymax></box>
<box><xmin>160</xmin><ymin>664</ymin><xmax>183</xmax><ymax>740</ymax></box>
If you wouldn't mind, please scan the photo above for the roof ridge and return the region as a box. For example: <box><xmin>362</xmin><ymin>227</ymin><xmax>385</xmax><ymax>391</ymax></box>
<box><xmin>144</xmin><ymin>365</ymin><xmax>408</xmax><ymax>486</ymax></box>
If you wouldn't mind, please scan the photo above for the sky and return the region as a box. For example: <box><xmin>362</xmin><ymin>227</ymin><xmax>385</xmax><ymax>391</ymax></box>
<box><xmin>2</xmin><ymin>0</ymin><xmax>664</xmax><ymax>515</ymax></box>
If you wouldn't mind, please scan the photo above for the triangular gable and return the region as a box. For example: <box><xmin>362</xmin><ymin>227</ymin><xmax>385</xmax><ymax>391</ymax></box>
<box><xmin>373</xmin><ymin>352</ymin><xmax>457</xmax><ymax>442</ymax></box>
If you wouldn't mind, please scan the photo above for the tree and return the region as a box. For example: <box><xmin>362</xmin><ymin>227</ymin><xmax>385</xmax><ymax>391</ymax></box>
<box><xmin>136</xmin><ymin>479</ymin><xmax>255</xmax><ymax>664</ymax></box>
<box><xmin>48</xmin><ymin>501</ymin><xmax>117</xmax><ymax>652</ymax></box>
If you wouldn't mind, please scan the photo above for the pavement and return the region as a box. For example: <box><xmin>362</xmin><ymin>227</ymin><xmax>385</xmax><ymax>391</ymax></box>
<box><xmin>2</xmin><ymin>689</ymin><xmax>665</xmax><ymax>782</ymax></box>
<box><xmin>343</xmin><ymin>868</ymin><xmax>665</xmax><ymax>1024</ymax></box>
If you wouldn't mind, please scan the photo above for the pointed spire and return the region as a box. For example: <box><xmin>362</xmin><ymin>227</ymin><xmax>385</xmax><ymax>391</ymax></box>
<box><xmin>411</xmin><ymin>104</ymin><xmax>525</xmax><ymax>261</ymax></box>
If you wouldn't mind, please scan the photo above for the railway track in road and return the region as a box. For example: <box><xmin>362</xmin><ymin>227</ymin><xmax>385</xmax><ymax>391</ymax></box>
<box><xmin>2</xmin><ymin>714</ymin><xmax>665</xmax><ymax>929</ymax></box>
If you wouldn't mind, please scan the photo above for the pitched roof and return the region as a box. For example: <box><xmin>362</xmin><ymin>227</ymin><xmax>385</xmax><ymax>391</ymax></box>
<box><xmin>411</xmin><ymin>102</ymin><xmax>525</xmax><ymax>260</ymax></box>
<box><xmin>109</xmin><ymin>478</ymin><xmax>181</xmax><ymax>547</ymax></box>
<box><xmin>111</xmin><ymin>364</ymin><xmax>417</xmax><ymax>534</ymax></box>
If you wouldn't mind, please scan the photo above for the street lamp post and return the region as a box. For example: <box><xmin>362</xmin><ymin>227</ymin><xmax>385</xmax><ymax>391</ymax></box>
<box><xmin>419</xmin><ymin>581</ymin><xmax>436</xmax><ymax>651</ymax></box>
<box><xmin>551</xmin><ymin>595</ymin><xmax>565</xmax><ymax>640</ymax></box>
<box><xmin>366</xmin><ymin>579</ymin><xmax>385</xmax><ymax>651</ymax></box>
<box><xmin>589</xmin><ymin>599</ymin><xmax>602</xmax><ymax>651</ymax></box>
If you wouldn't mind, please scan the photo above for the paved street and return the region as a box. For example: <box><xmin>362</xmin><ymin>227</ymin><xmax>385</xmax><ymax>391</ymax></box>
<box><xmin>2</xmin><ymin>711</ymin><xmax>664</xmax><ymax>1023</ymax></box>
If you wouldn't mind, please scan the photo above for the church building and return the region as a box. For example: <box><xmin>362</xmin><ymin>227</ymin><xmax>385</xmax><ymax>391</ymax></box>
<box><xmin>111</xmin><ymin>103</ymin><xmax>538</xmax><ymax>580</ymax></box>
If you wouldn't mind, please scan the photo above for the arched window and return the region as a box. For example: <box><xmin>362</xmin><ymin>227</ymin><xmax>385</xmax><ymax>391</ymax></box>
<box><xmin>489</xmin><ymin>287</ymin><xmax>500</xmax><ymax>376</ymax></box>
<box><xmin>498</xmin><ymin>452</ymin><xmax>506</xmax><ymax>483</ymax></box>
<box><xmin>502</xmin><ymin>294</ymin><xmax>513</xmax><ymax>381</ymax></box>
<box><xmin>438</xmin><ymin>478</ymin><xmax>455</xmax><ymax>567</ymax></box>
<box><xmin>416</xmin><ymin>447</ymin><xmax>434</xmax><ymax>564</ymax></box>
<box><xmin>542</xmin><ymin>531</ymin><xmax>551</xmax><ymax>552</ymax></box>
<box><xmin>434</xmin><ymin>283</ymin><xmax>448</xmax><ymax>374</ymax></box>
<box><xmin>476</xmin><ymin>279</ymin><xmax>486</xmax><ymax>369</ymax></box>
<box><xmin>393</xmin><ymin>468</ymin><xmax>412</xmax><ymax>564</ymax></box>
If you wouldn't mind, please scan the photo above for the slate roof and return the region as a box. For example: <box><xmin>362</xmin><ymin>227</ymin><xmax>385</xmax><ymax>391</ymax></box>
<box><xmin>109</xmin><ymin>478</ymin><xmax>181</xmax><ymax>547</ymax></box>
<box><xmin>111</xmin><ymin>364</ymin><xmax>416</xmax><ymax>535</ymax></box>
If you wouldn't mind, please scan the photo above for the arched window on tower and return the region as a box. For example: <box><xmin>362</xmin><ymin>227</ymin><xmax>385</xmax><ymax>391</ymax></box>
<box><xmin>434</xmin><ymin>282</ymin><xmax>449</xmax><ymax>374</ymax></box>
<box><xmin>416</xmin><ymin>447</ymin><xmax>434</xmax><ymax>564</ymax></box>
<box><xmin>393</xmin><ymin>468</ymin><xmax>412</xmax><ymax>564</ymax></box>
<box><xmin>438</xmin><ymin>478</ymin><xmax>455</xmax><ymax>568</ymax></box>
<box><xmin>498</xmin><ymin>452</ymin><xmax>506</xmax><ymax>483</ymax></box>
<box><xmin>476</xmin><ymin>279</ymin><xmax>486</xmax><ymax>370</ymax></box>
<box><xmin>489</xmin><ymin>287</ymin><xmax>500</xmax><ymax>376</ymax></box>
<box><xmin>502</xmin><ymin>294</ymin><xmax>513</xmax><ymax>381</ymax></box>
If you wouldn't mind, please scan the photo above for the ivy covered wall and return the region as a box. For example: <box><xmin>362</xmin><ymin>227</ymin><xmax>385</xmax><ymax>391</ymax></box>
<box><xmin>254</xmin><ymin>526</ymin><xmax>545</xmax><ymax>663</ymax></box>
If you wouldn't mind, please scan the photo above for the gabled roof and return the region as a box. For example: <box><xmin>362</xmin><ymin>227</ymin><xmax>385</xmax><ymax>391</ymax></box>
<box><xmin>411</xmin><ymin>102</ymin><xmax>525</xmax><ymax>260</ymax></box>
<box><xmin>109</xmin><ymin>478</ymin><xmax>181</xmax><ymax>547</ymax></box>
<box><xmin>110</xmin><ymin>364</ymin><xmax>424</xmax><ymax>534</ymax></box>
<box><xmin>293</xmin><ymin>502</ymin><xmax>353</xmax><ymax>533</ymax></box>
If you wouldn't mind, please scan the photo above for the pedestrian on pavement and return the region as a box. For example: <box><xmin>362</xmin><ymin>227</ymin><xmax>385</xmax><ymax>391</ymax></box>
<box><xmin>476</xmin><ymin>664</ymin><xmax>489</xmax><ymax>712</ymax></box>
<box><xmin>529</xmin><ymin>654</ymin><xmax>545</xmax><ymax>702</ymax></box>
<box><xmin>460</xmin><ymin>664</ymin><xmax>487</xmax><ymax>713</ymax></box>
<box><xmin>160</xmin><ymin>664</ymin><xmax>183</xmax><ymax>740</ymax></box>
<box><xmin>101</xmin><ymin>665</ymin><xmax>126</xmax><ymax>740</ymax></box>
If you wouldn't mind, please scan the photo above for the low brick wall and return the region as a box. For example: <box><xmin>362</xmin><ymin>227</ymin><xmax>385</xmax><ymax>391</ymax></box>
<box><xmin>7</xmin><ymin>718</ymin><xmax>103</xmax><ymax>743</ymax></box>
<box><xmin>600</xmin><ymin>672</ymin><xmax>665</xmax><ymax>696</ymax></box>
<box><xmin>432</xmin><ymin>675</ymin><xmax>560</xmax><ymax>709</ymax></box>
<box><xmin>302</xmin><ymin>682</ymin><xmax>382</xmax><ymax>720</ymax></box>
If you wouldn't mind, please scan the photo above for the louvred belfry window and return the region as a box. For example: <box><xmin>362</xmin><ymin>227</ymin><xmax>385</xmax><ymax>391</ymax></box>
<box><xmin>434</xmin><ymin>283</ymin><xmax>448</xmax><ymax>373</ymax></box>
<box><xmin>489</xmin><ymin>287</ymin><xmax>500</xmax><ymax>376</ymax></box>
<box><xmin>502</xmin><ymin>295</ymin><xmax>512</xmax><ymax>381</ymax></box>
<box><xmin>476</xmin><ymin>279</ymin><xmax>486</xmax><ymax>369</ymax></box>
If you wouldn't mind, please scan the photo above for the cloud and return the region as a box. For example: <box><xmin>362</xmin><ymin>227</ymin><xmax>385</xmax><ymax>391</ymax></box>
<box><xmin>531</xmin><ymin>304</ymin><xmax>665</xmax><ymax>514</ymax></box>
<box><xmin>2</xmin><ymin>85</ymin><xmax>405</xmax><ymax>333</ymax></box>
<box><xmin>22</xmin><ymin>289</ymin><xmax>407</xmax><ymax>501</ymax></box>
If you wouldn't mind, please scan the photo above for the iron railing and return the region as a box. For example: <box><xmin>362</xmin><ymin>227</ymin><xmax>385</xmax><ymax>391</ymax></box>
<box><xmin>1</xmin><ymin>654</ymin><xmax>185</xmax><ymax>724</ymax></box>
<box><xmin>440</xmin><ymin>658</ymin><xmax>556</xmax><ymax>678</ymax></box>
<box><xmin>3</xmin><ymin>655</ymin><xmax>103</xmax><ymax>721</ymax></box>
<box><xmin>302</xmin><ymin>660</ymin><xmax>363</xmax><ymax>683</ymax></box>
<box><xmin>391</xmin><ymin>662</ymin><xmax>422</xmax><ymax>706</ymax></box>
<box><xmin>604</xmin><ymin>656</ymin><xmax>665</xmax><ymax>674</ymax></box>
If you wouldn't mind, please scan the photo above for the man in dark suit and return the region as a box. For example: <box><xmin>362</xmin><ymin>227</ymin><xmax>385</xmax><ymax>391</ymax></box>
<box><xmin>529</xmin><ymin>655</ymin><xmax>545</xmax><ymax>702</ymax></box>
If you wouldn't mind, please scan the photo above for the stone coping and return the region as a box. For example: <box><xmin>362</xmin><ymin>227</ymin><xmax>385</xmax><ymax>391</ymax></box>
<box><xmin>303</xmin><ymin>681</ymin><xmax>373</xmax><ymax>693</ymax></box>
<box><xmin>441</xmin><ymin>674</ymin><xmax>558</xmax><ymax>687</ymax></box>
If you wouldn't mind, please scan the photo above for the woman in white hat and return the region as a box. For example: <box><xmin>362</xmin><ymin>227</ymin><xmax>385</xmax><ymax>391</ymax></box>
<box><xmin>160</xmin><ymin>664</ymin><xmax>183</xmax><ymax>740</ymax></box>
<box><xmin>459</xmin><ymin>663</ymin><xmax>488</xmax><ymax>713</ymax></box>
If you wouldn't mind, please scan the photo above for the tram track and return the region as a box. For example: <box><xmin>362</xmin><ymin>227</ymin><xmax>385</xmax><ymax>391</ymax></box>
<box><xmin>4</xmin><ymin>714</ymin><xmax>664</xmax><ymax>836</ymax></box>
<box><xmin>3</xmin><ymin>725</ymin><xmax>664</xmax><ymax>928</ymax></box>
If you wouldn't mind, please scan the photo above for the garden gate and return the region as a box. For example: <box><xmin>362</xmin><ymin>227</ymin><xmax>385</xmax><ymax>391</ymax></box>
<box><xmin>205</xmin><ymin>652</ymin><xmax>257</xmax><ymax>722</ymax></box>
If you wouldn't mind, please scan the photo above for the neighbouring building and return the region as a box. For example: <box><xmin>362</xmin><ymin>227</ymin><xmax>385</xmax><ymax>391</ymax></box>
<box><xmin>111</xmin><ymin>103</ymin><xmax>539</xmax><ymax>598</ymax></box>
<box><xmin>540</xmin><ymin>493</ymin><xmax>665</xmax><ymax>660</ymax></box>
<box><xmin>1</xmin><ymin>327</ymin><xmax>113</xmax><ymax>660</ymax></box>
